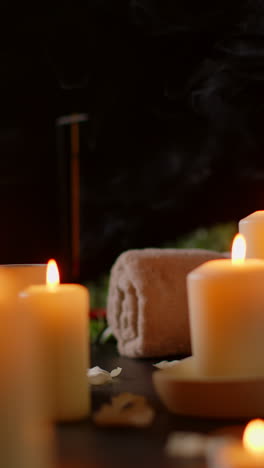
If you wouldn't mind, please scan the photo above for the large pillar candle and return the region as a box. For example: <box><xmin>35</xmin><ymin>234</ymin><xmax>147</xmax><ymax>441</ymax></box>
<box><xmin>0</xmin><ymin>264</ymin><xmax>46</xmax><ymax>293</ymax></box>
<box><xmin>20</xmin><ymin>259</ymin><xmax>90</xmax><ymax>421</ymax></box>
<box><xmin>0</xmin><ymin>271</ymin><xmax>54</xmax><ymax>468</ymax></box>
<box><xmin>187</xmin><ymin>234</ymin><xmax>264</xmax><ymax>378</ymax></box>
<box><xmin>239</xmin><ymin>210</ymin><xmax>264</xmax><ymax>259</ymax></box>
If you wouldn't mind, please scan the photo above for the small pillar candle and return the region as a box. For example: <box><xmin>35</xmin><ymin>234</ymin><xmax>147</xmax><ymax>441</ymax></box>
<box><xmin>239</xmin><ymin>211</ymin><xmax>264</xmax><ymax>259</ymax></box>
<box><xmin>20</xmin><ymin>259</ymin><xmax>90</xmax><ymax>421</ymax></box>
<box><xmin>208</xmin><ymin>419</ymin><xmax>264</xmax><ymax>468</ymax></box>
<box><xmin>187</xmin><ymin>234</ymin><xmax>264</xmax><ymax>377</ymax></box>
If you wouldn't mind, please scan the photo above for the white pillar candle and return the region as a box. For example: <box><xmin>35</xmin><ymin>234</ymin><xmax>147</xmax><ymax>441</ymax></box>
<box><xmin>187</xmin><ymin>234</ymin><xmax>264</xmax><ymax>377</ymax></box>
<box><xmin>20</xmin><ymin>259</ymin><xmax>90</xmax><ymax>421</ymax></box>
<box><xmin>0</xmin><ymin>271</ymin><xmax>54</xmax><ymax>468</ymax></box>
<box><xmin>239</xmin><ymin>211</ymin><xmax>264</xmax><ymax>259</ymax></box>
<box><xmin>208</xmin><ymin>419</ymin><xmax>264</xmax><ymax>468</ymax></box>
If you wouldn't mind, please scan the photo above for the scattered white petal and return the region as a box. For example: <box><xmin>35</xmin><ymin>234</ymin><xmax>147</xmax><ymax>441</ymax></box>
<box><xmin>110</xmin><ymin>367</ymin><xmax>122</xmax><ymax>378</ymax></box>
<box><xmin>153</xmin><ymin>360</ymin><xmax>180</xmax><ymax>369</ymax></box>
<box><xmin>165</xmin><ymin>432</ymin><xmax>209</xmax><ymax>458</ymax></box>
<box><xmin>165</xmin><ymin>433</ymin><xmax>235</xmax><ymax>459</ymax></box>
<box><xmin>88</xmin><ymin>366</ymin><xmax>107</xmax><ymax>376</ymax></box>
<box><xmin>88</xmin><ymin>367</ymin><xmax>111</xmax><ymax>385</ymax></box>
<box><xmin>87</xmin><ymin>366</ymin><xmax>122</xmax><ymax>385</ymax></box>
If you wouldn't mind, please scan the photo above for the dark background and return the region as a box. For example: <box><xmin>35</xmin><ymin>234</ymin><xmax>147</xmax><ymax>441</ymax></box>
<box><xmin>1</xmin><ymin>2</ymin><xmax>264</xmax><ymax>281</ymax></box>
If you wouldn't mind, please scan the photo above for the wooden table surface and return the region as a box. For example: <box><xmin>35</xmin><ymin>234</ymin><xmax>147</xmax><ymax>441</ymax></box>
<box><xmin>56</xmin><ymin>343</ymin><xmax>244</xmax><ymax>468</ymax></box>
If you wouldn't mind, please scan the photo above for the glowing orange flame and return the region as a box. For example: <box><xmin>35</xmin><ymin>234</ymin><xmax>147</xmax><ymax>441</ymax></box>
<box><xmin>46</xmin><ymin>259</ymin><xmax>60</xmax><ymax>287</ymax></box>
<box><xmin>243</xmin><ymin>419</ymin><xmax>264</xmax><ymax>456</ymax></box>
<box><xmin>231</xmin><ymin>234</ymin><xmax>246</xmax><ymax>264</ymax></box>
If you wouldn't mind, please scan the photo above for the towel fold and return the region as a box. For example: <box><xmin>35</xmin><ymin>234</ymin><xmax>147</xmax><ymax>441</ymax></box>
<box><xmin>107</xmin><ymin>248</ymin><xmax>227</xmax><ymax>358</ymax></box>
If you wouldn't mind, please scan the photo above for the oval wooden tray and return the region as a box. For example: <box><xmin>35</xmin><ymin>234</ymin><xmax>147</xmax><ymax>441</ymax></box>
<box><xmin>153</xmin><ymin>356</ymin><xmax>264</xmax><ymax>419</ymax></box>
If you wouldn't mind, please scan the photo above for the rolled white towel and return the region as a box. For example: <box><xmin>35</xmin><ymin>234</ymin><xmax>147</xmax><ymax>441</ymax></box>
<box><xmin>107</xmin><ymin>248</ymin><xmax>228</xmax><ymax>358</ymax></box>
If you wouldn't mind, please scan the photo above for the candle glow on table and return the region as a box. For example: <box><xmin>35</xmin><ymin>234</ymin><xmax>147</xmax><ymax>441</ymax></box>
<box><xmin>187</xmin><ymin>234</ymin><xmax>264</xmax><ymax>378</ymax></box>
<box><xmin>239</xmin><ymin>211</ymin><xmax>264</xmax><ymax>260</ymax></box>
<box><xmin>209</xmin><ymin>419</ymin><xmax>264</xmax><ymax>468</ymax></box>
<box><xmin>20</xmin><ymin>259</ymin><xmax>90</xmax><ymax>421</ymax></box>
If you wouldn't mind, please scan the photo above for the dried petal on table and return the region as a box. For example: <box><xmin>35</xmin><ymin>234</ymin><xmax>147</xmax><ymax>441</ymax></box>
<box><xmin>93</xmin><ymin>392</ymin><xmax>155</xmax><ymax>427</ymax></box>
<box><xmin>153</xmin><ymin>360</ymin><xmax>180</xmax><ymax>369</ymax></box>
<box><xmin>87</xmin><ymin>366</ymin><xmax>122</xmax><ymax>385</ymax></box>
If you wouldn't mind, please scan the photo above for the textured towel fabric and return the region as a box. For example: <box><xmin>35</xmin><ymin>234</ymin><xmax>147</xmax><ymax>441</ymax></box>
<box><xmin>107</xmin><ymin>248</ymin><xmax>228</xmax><ymax>358</ymax></box>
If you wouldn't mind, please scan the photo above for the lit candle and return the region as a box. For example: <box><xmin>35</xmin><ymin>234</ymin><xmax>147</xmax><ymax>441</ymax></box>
<box><xmin>187</xmin><ymin>234</ymin><xmax>264</xmax><ymax>377</ymax></box>
<box><xmin>239</xmin><ymin>211</ymin><xmax>264</xmax><ymax>259</ymax></box>
<box><xmin>20</xmin><ymin>259</ymin><xmax>90</xmax><ymax>421</ymax></box>
<box><xmin>208</xmin><ymin>419</ymin><xmax>264</xmax><ymax>467</ymax></box>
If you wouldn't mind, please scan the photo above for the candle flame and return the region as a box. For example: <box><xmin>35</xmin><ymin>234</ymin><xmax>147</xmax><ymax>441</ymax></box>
<box><xmin>46</xmin><ymin>259</ymin><xmax>60</xmax><ymax>287</ymax></box>
<box><xmin>243</xmin><ymin>419</ymin><xmax>264</xmax><ymax>455</ymax></box>
<box><xmin>231</xmin><ymin>234</ymin><xmax>246</xmax><ymax>264</ymax></box>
